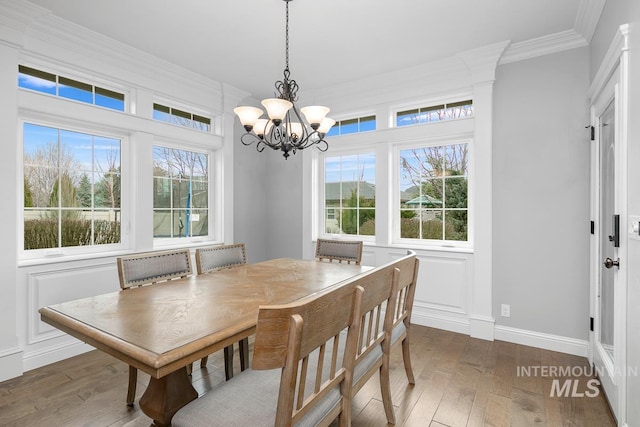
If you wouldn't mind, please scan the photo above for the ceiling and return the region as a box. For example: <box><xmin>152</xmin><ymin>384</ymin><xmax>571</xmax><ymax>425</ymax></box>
<box><xmin>26</xmin><ymin>0</ymin><xmax>586</xmax><ymax>100</ymax></box>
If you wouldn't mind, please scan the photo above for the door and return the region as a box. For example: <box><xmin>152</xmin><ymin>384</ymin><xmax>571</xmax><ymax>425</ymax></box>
<box><xmin>594</xmin><ymin>99</ymin><xmax>618</xmax><ymax>418</ymax></box>
<box><xmin>590</xmin><ymin>70</ymin><xmax>626</xmax><ymax>422</ymax></box>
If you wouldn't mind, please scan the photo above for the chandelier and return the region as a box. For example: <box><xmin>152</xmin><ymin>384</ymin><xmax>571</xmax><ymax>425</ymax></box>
<box><xmin>233</xmin><ymin>0</ymin><xmax>334</xmax><ymax>159</ymax></box>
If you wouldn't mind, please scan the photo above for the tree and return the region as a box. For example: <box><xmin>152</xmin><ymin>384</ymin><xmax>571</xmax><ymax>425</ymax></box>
<box><xmin>48</xmin><ymin>173</ymin><xmax>79</xmax><ymax>219</ymax></box>
<box><xmin>77</xmin><ymin>173</ymin><xmax>92</xmax><ymax>207</ymax></box>
<box><xmin>24</xmin><ymin>178</ymin><xmax>33</xmax><ymax>207</ymax></box>
<box><xmin>24</xmin><ymin>142</ymin><xmax>81</xmax><ymax>207</ymax></box>
<box><xmin>340</xmin><ymin>188</ymin><xmax>375</xmax><ymax>235</ymax></box>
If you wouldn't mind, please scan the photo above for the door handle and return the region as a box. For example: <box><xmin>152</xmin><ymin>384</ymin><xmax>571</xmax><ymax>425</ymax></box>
<box><xmin>604</xmin><ymin>257</ymin><xmax>620</xmax><ymax>269</ymax></box>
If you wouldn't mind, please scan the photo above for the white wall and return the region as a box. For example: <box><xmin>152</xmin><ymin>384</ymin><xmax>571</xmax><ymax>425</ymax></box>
<box><xmin>492</xmin><ymin>47</ymin><xmax>591</xmax><ymax>340</ymax></box>
<box><xmin>589</xmin><ymin>0</ymin><xmax>640</xmax><ymax>425</ymax></box>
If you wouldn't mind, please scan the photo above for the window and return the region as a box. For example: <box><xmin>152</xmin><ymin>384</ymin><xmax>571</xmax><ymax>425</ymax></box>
<box><xmin>153</xmin><ymin>146</ymin><xmax>209</xmax><ymax>239</ymax></box>
<box><xmin>399</xmin><ymin>143</ymin><xmax>468</xmax><ymax>242</ymax></box>
<box><xmin>153</xmin><ymin>103</ymin><xmax>212</xmax><ymax>133</ymax></box>
<box><xmin>326</xmin><ymin>115</ymin><xmax>376</xmax><ymax>136</ymax></box>
<box><xmin>396</xmin><ymin>100</ymin><xmax>473</xmax><ymax>127</ymax></box>
<box><xmin>23</xmin><ymin>123</ymin><xmax>122</xmax><ymax>250</ymax></box>
<box><xmin>18</xmin><ymin>65</ymin><xmax>125</xmax><ymax>112</ymax></box>
<box><xmin>323</xmin><ymin>153</ymin><xmax>376</xmax><ymax>236</ymax></box>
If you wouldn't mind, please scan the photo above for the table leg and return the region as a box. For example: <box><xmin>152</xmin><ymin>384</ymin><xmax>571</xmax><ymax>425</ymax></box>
<box><xmin>139</xmin><ymin>367</ymin><xmax>198</xmax><ymax>426</ymax></box>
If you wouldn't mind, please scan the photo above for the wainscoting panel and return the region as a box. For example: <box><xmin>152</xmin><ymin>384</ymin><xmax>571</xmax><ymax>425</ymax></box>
<box><xmin>28</xmin><ymin>263</ymin><xmax>119</xmax><ymax>344</ymax></box>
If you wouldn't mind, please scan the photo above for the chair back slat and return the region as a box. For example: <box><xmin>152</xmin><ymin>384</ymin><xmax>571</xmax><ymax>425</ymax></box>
<box><xmin>116</xmin><ymin>249</ymin><xmax>192</xmax><ymax>289</ymax></box>
<box><xmin>315</xmin><ymin>238</ymin><xmax>363</xmax><ymax>265</ymax></box>
<box><xmin>254</xmin><ymin>281</ymin><xmax>364</xmax><ymax>426</ymax></box>
<box><xmin>195</xmin><ymin>243</ymin><xmax>246</xmax><ymax>274</ymax></box>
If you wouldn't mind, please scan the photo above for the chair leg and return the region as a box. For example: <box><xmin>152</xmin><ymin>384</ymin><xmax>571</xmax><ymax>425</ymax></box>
<box><xmin>186</xmin><ymin>363</ymin><xmax>192</xmax><ymax>376</ymax></box>
<box><xmin>239</xmin><ymin>337</ymin><xmax>249</xmax><ymax>371</ymax></box>
<box><xmin>380</xmin><ymin>356</ymin><xmax>396</xmax><ymax>424</ymax></box>
<box><xmin>200</xmin><ymin>355</ymin><xmax>209</xmax><ymax>368</ymax></box>
<box><xmin>126</xmin><ymin>365</ymin><xmax>137</xmax><ymax>406</ymax></box>
<box><xmin>401</xmin><ymin>335</ymin><xmax>415</xmax><ymax>385</ymax></box>
<box><xmin>224</xmin><ymin>344</ymin><xmax>235</xmax><ymax>380</ymax></box>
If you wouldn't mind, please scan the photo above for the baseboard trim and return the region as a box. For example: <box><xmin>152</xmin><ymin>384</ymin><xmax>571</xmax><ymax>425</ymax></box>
<box><xmin>23</xmin><ymin>340</ymin><xmax>94</xmax><ymax>372</ymax></box>
<box><xmin>411</xmin><ymin>310</ymin><xmax>470</xmax><ymax>336</ymax></box>
<box><xmin>494</xmin><ymin>325</ymin><xmax>588</xmax><ymax>357</ymax></box>
<box><xmin>0</xmin><ymin>347</ymin><xmax>23</xmax><ymax>382</ymax></box>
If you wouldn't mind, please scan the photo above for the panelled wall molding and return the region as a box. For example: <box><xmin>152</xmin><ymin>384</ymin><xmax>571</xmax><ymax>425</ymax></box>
<box><xmin>458</xmin><ymin>41</ymin><xmax>508</xmax><ymax>341</ymax></box>
<box><xmin>0</xmin><ymin>40</ymin><xmax>20</xmax><ymax>383</ymax></box>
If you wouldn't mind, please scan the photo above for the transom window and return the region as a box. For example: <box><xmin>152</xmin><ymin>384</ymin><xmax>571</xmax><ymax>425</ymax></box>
<box><xmin>153</xmin><ymin>146</ymin><xmax>209</xmax><ymax>239</ymax></box>
<box><xmin>23</xmin><ymin>123</ymin><xmax>122</xmax><ymax>250</ymax></box>
<box><xmin>18</xmin><ymin>65</ymin><xmax>125</xmax><ymax>112</ymax></box>
<box><xmin>397</xmin><ymin>100</ymin><xmax>473</xmax><ymax>127</ymax></box>
<box><xmin>153</xmin><ymin>103</ymin><xmax>212</xmax><ymax>133</ymax></box>
<box><xmin>324</xmin><ymin>153</ymin><xmax>376</xmax><ymax>236</ymax></box>
<box><xmin>399</xmin><ymin>143</ymin><xmax>468</xmax><ymax>242</ymax></box>
<box><xmin>326</xmin><ymin>115</ymin><xmax>376</xmax><ymax>137</ymax></box>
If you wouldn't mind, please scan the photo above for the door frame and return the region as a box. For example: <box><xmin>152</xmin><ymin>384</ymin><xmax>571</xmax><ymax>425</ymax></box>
<box><xmin>588</xmin><ymin>24</ymin><xmax>629</xmax><ymax>424</ymax></box>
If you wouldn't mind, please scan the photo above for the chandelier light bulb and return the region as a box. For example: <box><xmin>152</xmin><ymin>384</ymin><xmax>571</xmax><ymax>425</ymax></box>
<box><xmin>253</xmin><ymin>118</ymin><xmax>273</xmax><ymax>137</ymax></box>
<box><xmin>300</xmin><ymin>106</ymin><xmax>330</xmax><ymax>128</ymax></box>
<box><xmin>261</xmin><ymin>98</ymin><xmax>293</xmax><ymax>123</ymax></box>
<box><xmin>233</xmin><ymin>106</ymin><xmax>263</xmax><ymax>130</ymax></box>
<box><xmin>317</xmin><ymin>117</ymin><xmax>336</xmax><ymax>134</ymax></box>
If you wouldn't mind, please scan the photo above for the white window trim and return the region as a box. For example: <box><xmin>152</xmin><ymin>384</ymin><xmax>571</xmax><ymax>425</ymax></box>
<box><xmin>18</xmin><ymin>117</ymin><xmax>131</xmax><ymax>262</ymax></box>
<box><xmin>18</xmin><ymin>60</ymin><xmax>131</xmax><ymax>114</ymax></box>
<box><xmin>316</xmin><ymin>143</ymin><xmax>379</xmax><ymax>243</ymax></box>
<box><xmin>152</xmin><ymin>138</ymin><xmax>221</xmax><ymax>249</ymax></box>
<box><xmin>390</xmin><ymin>91</ymin><xmax>474</xmax><ymax>129</ymax></box>
<box><xmin>152</xmin><ymin>95</ymin><xmax>220</xmax><ymax>136</ymax></box>
<box><xmin>392</xmin><ymin>136</ymin><xmax>474</xmax><ymax>250</ymax></box>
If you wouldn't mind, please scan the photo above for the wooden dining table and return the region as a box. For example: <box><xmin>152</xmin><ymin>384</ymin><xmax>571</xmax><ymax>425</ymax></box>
<box><xmin>39</xmin><ymin>257</ymin><xmax>371</xmax><ymax>426</ymax></box>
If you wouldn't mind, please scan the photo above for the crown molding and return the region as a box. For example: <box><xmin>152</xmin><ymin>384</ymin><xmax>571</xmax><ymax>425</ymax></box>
<box><xmin>574</xmin><ymin>0</ymin><xmax>607</xmax><ymax>43</ymax></box>
<box><xmin>457</xmin><ymin>40</ymin><xmax>510</xmax><ymax>84</ymax></box>
<box><xmin>588</xmin><ymin>23</ymin><xmax>629</xmax><ymax>100</ymax></box>
<box><xmin>500</xmin><ymin>29</ymin><xmax>588</xmax><ymax>65</ymax></box>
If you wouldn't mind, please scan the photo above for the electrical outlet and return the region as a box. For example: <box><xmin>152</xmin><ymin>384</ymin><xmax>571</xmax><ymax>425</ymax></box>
<box><xmin>501</xmin><ymin>304</ymin><xmax>510</xmax><ymax>318</ymax></box>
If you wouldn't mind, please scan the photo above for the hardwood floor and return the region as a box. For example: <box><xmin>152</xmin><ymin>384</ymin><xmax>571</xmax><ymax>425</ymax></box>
<box><xmin>0</xmin><ymin>325</ymin><xmax>616</xmax><ymax>426</ymax></box>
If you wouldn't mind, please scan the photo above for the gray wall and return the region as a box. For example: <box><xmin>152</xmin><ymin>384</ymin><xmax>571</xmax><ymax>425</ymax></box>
<box><xmin>492</xmin><ymin>47</ymin><xmax>591</xmax><ymax>339</ymax></box>
<box><xmin>265</xmin><ymin>149</ymin><xmax>304</xmax><ymax>259</ymax></box>
<box><xmin>233</xmin><ymin>118</ymin><xmax>269</xmax><ymax>263</ymax></box>
<box><xmin>233</xmin><ymin>117</ymin><xmax>305</xmax><ymax>262</ymax></box>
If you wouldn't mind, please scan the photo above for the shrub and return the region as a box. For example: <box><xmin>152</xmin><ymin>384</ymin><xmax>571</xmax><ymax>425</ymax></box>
<box><xmin>24</xmin><ymin>219</ymin><xmax>120</xmax><ymax>249</ymax></box>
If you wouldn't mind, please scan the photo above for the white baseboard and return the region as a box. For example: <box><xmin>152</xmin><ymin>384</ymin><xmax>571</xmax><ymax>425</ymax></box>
<box><xmin>411</xmin><ymin>310</ymin><xmax>470</xmax><ymax>336</ymax></box>
<box><xmin>494</xmin><ymin>325</ymin><xmax>588</xmax><ymax>357</ymax></box>
<box><xmin>23</xmin><ymin>340</ymin><xmax>94</xmax><ymax>372</ymax></box>
<box><xmin>410</xmin><ymin>311</ymin><xmax>588</xmax><ymax>357</ymax></box>
<box><xmin>0</xmin><ymin>347</ymin><xmax>23</xmax><ymax>382</ymax></box>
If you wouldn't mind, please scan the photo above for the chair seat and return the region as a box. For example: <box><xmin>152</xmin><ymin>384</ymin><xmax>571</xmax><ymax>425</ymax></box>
<box><xmin>172</xmin><ymin>366</ymin><xmax>341</xmax><ymax>427</ymax></box>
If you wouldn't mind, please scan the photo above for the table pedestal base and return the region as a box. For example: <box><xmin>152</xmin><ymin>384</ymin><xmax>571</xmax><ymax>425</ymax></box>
<box><xmin>139</xmin><ymin>367</ymin><xmax>198</xmax><ymax>426</ymax></box>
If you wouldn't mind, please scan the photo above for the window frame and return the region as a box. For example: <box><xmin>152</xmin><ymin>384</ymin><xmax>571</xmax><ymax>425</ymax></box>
<box><xmin>393</xmin><ymin>137</ymin><xmax>473</xmax><ymax>249</ymax></box>
<box><xmin>391</xmin><ymin>94</ymin><xmax>474</xmax><ymax>129</ymax></box>
<box><xmin>152</xmin><ymin>139</ymin><xmax>218</xmax><ymax>248</ymax></box>
<box><xmin>18</xmin><ymin>64</ymin><xmax>129</xmax><ymax>113</ymax></box>
<box><xmin>18</xmin><ymin>118</ymin><xmax>131</xmax><ymax>260</ymax></box>
<box><xmin>317</xmin><ymin>145</ymin><xmax>378</xmax><ymax>243</ymax></box>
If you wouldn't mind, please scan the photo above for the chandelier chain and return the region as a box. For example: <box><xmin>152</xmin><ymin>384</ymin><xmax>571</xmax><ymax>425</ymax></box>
<box><xmin>285</xmin><ymin>0</ymin><xmax>289</xmax><ymax>70</ymax></box>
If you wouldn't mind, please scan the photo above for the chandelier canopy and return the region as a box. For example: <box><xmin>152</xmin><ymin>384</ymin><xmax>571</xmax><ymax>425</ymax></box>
<box><xmin>233</xmin><ymin>0</ymin><xmax>333</xmax><ymax>159</ymax></box>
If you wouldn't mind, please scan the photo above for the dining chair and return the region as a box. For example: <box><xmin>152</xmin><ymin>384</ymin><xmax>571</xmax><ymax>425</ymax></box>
<box><xmin>388</xmin><ymin>252</ymin><xmax>420</xmax><ymax>386</ymax></box>
<box><xmin>171</xmin><ymin>270</ymin><xmax>365</xmax><ymax>427</ymax></box>
<box><xmin>116</xmin><ymin>249</ymin><xmax>195</xmax><ymax>406</ymax></box>
<box><xmin>315</xmin><ymin>238</ymin><xmax>363</xmax><ymax>265</ymax></box>
<box><xmin>195</xmin><ymin>243</ymin><xmax>249</xmax><ymax>380</ymax></box>
<box><xmin>328</xmin><ymin>251</ymin><xmax>416</xmax><ymax>425</ymax></box>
